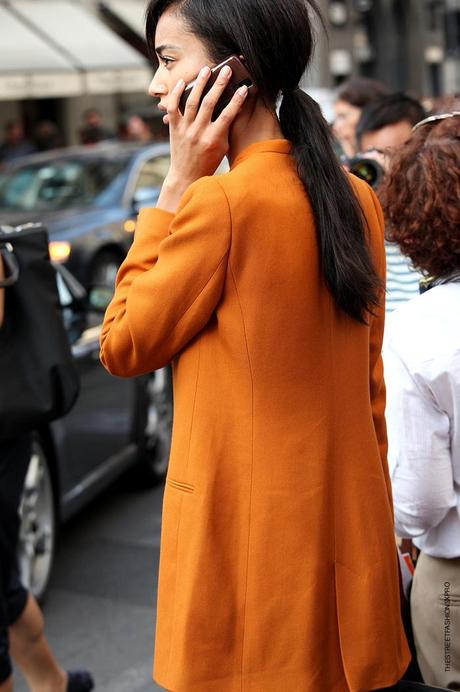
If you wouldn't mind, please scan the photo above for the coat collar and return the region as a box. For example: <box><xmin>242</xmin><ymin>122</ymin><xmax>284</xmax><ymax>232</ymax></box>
<box><xmin>230</xmin><ymin>139</ymin><xmax>292</xmax><ymax>170</ymax></box>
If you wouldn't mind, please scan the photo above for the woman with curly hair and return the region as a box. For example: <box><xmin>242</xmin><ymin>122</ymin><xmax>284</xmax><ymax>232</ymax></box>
<box><xmin>380</xmin><ymin>113</ymin><xmax>460</xmax><ymax>690</ymax></box>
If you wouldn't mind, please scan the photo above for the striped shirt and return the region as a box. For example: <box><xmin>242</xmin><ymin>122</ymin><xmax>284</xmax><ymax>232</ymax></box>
<box><xmin>385</xmin><ymin>241</ymin><xmax>422</xmax><ymax>314</ymax></box>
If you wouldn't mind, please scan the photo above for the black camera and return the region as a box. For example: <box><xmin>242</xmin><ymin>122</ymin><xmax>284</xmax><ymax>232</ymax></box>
<box><xmin>347</xmin><ymin>156</ymin><xmax>385</xmax><ymax>189</ymax></box>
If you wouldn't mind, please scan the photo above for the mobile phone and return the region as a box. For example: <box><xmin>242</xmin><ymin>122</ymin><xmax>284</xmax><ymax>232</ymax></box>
<box><xmin>179</xmin><ymin>55</ymin><xmax>254</xmax><ymax>121</ymax></box>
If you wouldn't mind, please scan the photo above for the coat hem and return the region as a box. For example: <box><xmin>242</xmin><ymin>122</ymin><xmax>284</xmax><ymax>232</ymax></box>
<box><xmin>153</xmin><ymin>665</ymin><xmax>409</xmax><ymax>692</ymax></box>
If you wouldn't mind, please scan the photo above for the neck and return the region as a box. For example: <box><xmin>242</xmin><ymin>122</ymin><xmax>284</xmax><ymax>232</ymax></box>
<box><xmin>227</xmin><ymin>98</ymin><xmax>284</xmax><ymax>165</ymax></box>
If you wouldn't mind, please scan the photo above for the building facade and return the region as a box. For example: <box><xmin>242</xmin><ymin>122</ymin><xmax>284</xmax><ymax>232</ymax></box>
<box><xmin>320</xmin><ymin>0</ymin><xmax>459</xmax><ymax>96</ymax></box>
<box><xmin>0</xmin><ymin>0</ymin><xmax>458</xmax><ymax>146</ymax></box>
<box><xmin>0</xmin><ymin>0</ymin><xmax>154</xmax><ymax>146</ymax></box>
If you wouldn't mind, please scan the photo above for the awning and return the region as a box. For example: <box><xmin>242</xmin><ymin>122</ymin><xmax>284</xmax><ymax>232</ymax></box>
<box><xmin>10</xmin><ymin>0</ymin><xmax>152</xmax><ymax>95</ymax></box>
<box><xmin>0</xmin><ymin>4</ymin><xmax>82</xmax><ymax>100</ymax></box>
<box><xmin>99</xmin><ymin>0</ymin><xmax>147</xmax><ymax>39</ymax></box>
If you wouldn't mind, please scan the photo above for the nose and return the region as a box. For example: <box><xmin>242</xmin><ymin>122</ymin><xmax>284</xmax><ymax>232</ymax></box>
<box><xmin>148</xmin><ymin>74</ymin><xmax>167</xmax><ymax>98</ymax></box>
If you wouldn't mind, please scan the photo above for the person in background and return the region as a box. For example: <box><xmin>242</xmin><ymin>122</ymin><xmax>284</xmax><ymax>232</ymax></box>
<box><xmin>356</xmin><ymin>93</ymin><xmax>426</xmax><ymax>157</ymax></box>
<box><xmin>333</xmin><ymin>77</ymin><xmax>389</xmax><ymax>157</ymax></box>
<box><xmin>0</xmin><ymin>122</ymin><xmax>35</xmax><ymax>166</ymax></box>
<box><xmin>380</xmin><ymin>113</ymin><xmax>460</xmax><ymax>690</ymax></box>
<box><xmin>0</xmin><ymin>257</ymin><xmax>94</xmax><ymax>692</ymax></box>
<box><xmin>356</xmin><ymin>94</ymin><xmax>426</xmax><ymax>313</ymax></box>
<box><xmin>33</xmin><ymin>120</ymin><xmax>62</xmax><ymax>152</ymax></box>
<box><xmin>125</xmin><ymin>115</ymin><xmax>153</xmax><ymax>143</ymax></box>
<box><xmin>79</xmin><ymin>109</ymin><xmax>114</xmax><ymax>145</ymax></box>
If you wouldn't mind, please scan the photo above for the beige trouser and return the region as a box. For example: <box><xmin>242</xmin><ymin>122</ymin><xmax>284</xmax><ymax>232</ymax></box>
<box><xmin>411</xmin><ymin>551</ymin><xmax>460</xmax><ymax>690</ymax></box>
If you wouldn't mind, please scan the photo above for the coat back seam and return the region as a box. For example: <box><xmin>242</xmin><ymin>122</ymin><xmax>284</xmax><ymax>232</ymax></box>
<box><xmin>229</xmin><ymin>262</ymin><xmax>254</xmax><ymax>692</ymax></box>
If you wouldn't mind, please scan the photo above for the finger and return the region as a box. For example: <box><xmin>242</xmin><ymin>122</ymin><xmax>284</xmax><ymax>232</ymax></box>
<box><xmin>183</xmin><ymin>66</ymin><xmax>212</xmax><ymax>121</ymax></box>
<box><xmin>212</xmin><ymin>84</ymin><xmax>248</xmax><ymax>134</ymax></box>
<box><xmin>167</xmin><ymin>79</ymin><xmax>186</xmax><ymax>125</ymax></box>
<box><xmin>194</xmin><ymin>64</ymin><xmax>233</xmax><ymax>126</ymax></box>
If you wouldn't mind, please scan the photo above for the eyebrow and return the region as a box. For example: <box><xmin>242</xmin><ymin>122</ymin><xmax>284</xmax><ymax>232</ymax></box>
<box><xmin>155</xmin><ymin>44</ymin><xmax>181</xmax><ymax>54</ymax></box>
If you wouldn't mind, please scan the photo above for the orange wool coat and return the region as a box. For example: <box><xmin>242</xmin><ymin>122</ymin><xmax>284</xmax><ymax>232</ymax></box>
<box><xmin>100</xmin><ymin>139</ymin><xmax>410</xmax><ymax>692</ymax></box>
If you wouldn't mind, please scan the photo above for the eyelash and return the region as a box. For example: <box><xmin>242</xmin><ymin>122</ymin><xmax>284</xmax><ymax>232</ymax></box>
<box><xmin>159</xmin><ymin>56</ymin><xmax>174</xmax><ymax>67</ymax></box>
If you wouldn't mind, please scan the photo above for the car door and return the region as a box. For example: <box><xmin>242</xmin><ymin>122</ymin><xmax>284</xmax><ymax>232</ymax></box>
<box><xmin>128</xmin><ymin>153</ymin><xmax>171</xmax><ymax>212</ymax></box>
<box><xmin>55</xmin><ymin>293</ymin><xmax>136</xmax><ymax>511</ymax></box>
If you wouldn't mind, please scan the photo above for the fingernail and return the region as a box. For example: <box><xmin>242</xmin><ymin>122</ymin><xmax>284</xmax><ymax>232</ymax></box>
<box><xmin>221</xmin><ymin>65</ymin><xmax>231</xmax><ymax>77</ymax></box>
<box><xmin>200</xmin><ymin>66</ymin><xmax>210</xmax><ymax>77</ymax></box>
<box><xmin>238</xmin><ymin>85</ymin><xmax>248</xmax><ymax>96</ymax></box>
<box><xmin>175</xmin><ymin>79</ymin><xmax>184</xmax><ymax>88</ymax></box>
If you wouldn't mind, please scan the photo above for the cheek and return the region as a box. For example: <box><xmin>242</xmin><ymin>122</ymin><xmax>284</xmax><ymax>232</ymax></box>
<box><xmin>349</xmin><ymin>108</ymin><xmax>362</xmax><ymax>130</ymax></box>
<box><xmin>360</xmin><ymin>135</ymin><xmax>375</xmax><ymax>152</ymax></box>
<box><xmin>337</xmin><ymin>118</ymin><xmax>352</xmax><ymax>138</ymax></box>
<box><xmin>333</xmin><ymin>116</ymin><xmax>346</xmax><ymax>136</ymax></box>
<box><xmin>180</xmin><ymin>61</ymin><xmax>207</xmax><ymax>86</ymax></box>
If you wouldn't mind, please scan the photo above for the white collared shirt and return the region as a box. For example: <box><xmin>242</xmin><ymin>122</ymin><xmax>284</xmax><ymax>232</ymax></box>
<box><xmin>384</xmin><ymin>282</ymin><xmax>460</xmax><ymax>558</ymax></box>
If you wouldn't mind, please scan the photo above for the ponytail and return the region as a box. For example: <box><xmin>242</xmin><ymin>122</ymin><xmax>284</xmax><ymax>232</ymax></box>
<box><xmin>146</xmin><ymin>0</ymin><xmax>382</xmax><ymax>323</ymax></box>
<box><xmin>279</xmin><ymin>89</ymin><xmax>382</xmax><ymax>323</ymax></box>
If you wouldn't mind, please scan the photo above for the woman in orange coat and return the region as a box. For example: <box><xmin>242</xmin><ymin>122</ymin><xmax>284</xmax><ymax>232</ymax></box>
<box><xmin>100</xmin><ymin>0</ymin><xmax>410</xmax><ymax>689</ymax></box>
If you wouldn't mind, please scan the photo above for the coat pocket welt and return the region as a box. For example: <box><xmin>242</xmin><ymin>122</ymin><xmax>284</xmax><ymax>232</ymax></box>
<box><xmin>166</xmin><ymin>478</ymin><xmax>195</xmax><ymax>494</ymax></box>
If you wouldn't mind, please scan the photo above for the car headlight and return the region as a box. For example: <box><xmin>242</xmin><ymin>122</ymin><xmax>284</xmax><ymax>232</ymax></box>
<box><xmin>124</xmin><ymin>220</ymin><xmax>136</xmax><ymax>233</ymax></box>
<box><xmin>49</xmin><ymin>241</ymin><xmax>71</xmax><ymax>263</ymax></box>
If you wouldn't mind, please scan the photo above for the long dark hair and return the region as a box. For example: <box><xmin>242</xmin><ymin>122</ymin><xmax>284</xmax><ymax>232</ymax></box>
<box><xmin>146</xmin><ymin>0</ymin><xmax>382</xmax><ymax>323</ymax></box>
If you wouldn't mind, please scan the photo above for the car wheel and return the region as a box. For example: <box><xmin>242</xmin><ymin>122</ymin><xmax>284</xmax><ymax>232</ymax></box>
<box><xmin>18</xmin><ymin>439</ymin><xmax>56</xmax><ymax>603</ymax></box>
<box><xmin>90</xmin><ymin>250</ymin><xmax>122</xmax><ymax>291</ymax></box>
<box><xmin>136</xmin><ymin>367</ymin><xmax>173</xmax><ymax>486</ymax></box>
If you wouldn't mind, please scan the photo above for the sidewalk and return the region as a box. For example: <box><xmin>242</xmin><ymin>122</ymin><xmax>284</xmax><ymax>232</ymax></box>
<box><xmin>14</xmin><ymin>480</ymin><xmax>166</xmax><ymax>692</ymax></box>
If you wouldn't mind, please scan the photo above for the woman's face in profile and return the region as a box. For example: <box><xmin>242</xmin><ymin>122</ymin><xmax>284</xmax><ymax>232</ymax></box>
<box><xmin>148</xmin><ymin>8</ymin><xmax>212</xmax><ymax>115</ymax></box>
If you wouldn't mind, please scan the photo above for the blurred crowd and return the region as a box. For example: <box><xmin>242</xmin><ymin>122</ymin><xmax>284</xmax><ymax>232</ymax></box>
<box><xmin>1</xmin><ymin>83</ymin><xmax>458</xmax><ymax>170</ymax></box>
<box><xmin>0</xmin><ymin>108</ymin><xmax>161</xmax><ymax>167</ymax></box>
<box><xmin>332</xmin><ymin>80</ymin><xmax>459</xmax><ymax>314</ymax></box>
<box><xmin>333</xmin><ymin>78</ymin><xmax>460</xmax><ymax>690</ymax></box>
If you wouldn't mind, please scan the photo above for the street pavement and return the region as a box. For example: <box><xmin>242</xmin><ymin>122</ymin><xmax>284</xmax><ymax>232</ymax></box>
<box><xmin>15</xmin><ymin>477</ymin><xmax>167</xmax><ymax>691</ymax></box>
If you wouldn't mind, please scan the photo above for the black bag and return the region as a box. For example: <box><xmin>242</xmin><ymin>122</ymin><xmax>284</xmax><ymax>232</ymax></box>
<box><xmin>0</xmin><ymin>223</ymin><xmax>80</xmax><ymax>441</ymax></box>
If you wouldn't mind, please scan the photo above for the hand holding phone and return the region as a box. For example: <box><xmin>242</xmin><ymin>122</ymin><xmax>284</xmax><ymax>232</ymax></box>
<box><xmin>179</xmin><ymin>56</ymin><xmax>254</xmax><ymax>121</ymax></box>
<box><xmin>156</xmin><ymin>56</ymin><xmax>252</xmax><ymax>214</ymax></box>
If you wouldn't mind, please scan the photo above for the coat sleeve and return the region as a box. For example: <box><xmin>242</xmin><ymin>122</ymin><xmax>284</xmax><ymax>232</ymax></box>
<box><xmin>100</xmin><ymin>176</ymin><xmax>231</xmax><ymax>376</ymax></box>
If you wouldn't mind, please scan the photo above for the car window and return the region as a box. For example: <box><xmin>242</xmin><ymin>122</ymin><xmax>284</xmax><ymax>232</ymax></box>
<box><xmin>133</xmin><ymin>156</ymin><xmax>171</xmax><ymax>194</ymax></box>
<box><xmin>0</xmin><ymin>159</ymin><xmax>128</xmax><ymax>212</ymax></box>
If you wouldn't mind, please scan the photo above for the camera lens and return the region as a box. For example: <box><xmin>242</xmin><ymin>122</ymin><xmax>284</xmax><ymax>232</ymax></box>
<box><xmin>349</xmin><ymin>159</ymin><xmax>383</xmax><ymax>188</ymax></box>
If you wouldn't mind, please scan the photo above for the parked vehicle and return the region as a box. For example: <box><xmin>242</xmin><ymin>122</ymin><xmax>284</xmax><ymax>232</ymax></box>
<box><xmin>18</xmin><ymin>264</ymin><xmax>173</xmax><ymax>601</ymax></box>
<box><xmin>0</xmin><ymin>142</ymin><xmax>170</xmax><ymax>290</ymax></box>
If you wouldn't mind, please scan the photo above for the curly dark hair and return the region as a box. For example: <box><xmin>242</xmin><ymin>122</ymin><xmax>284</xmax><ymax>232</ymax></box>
<box><xmin>379</xmin><ymin>116</ymin><xmax>460</xmax><ymax>278</ymax></box>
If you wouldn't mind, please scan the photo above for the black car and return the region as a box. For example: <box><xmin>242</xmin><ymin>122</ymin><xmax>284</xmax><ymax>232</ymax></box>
<box><xmin>18</xmin><ymin>263</ymin><xmax>173</xmax><ymax>601</ymax></box>
<box><xmin>0</xmin><ymin>142</ymin><xmax>170</xmax><ymax>289</ymax></box>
